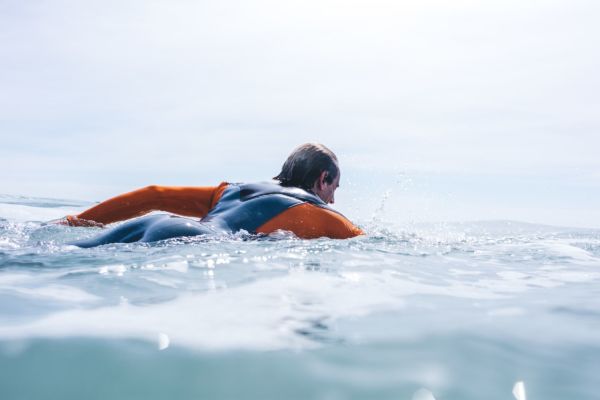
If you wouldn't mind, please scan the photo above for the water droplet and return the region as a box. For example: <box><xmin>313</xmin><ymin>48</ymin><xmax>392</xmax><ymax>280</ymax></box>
<box><xmin>512</xmin><ymin>381</ymin><xmax>526</xmax><ymax>400</ymax></box>
<box><xmin>158</xmin><ymin>332</ymin><xmax>170</xmax><ymax>350</ymax></box>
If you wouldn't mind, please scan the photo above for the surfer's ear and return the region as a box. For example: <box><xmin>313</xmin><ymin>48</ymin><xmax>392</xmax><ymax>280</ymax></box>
<box><xmin>317</xmin><ymin>171</ymin><xmax>328</xmax><ymax>189</ymax></box>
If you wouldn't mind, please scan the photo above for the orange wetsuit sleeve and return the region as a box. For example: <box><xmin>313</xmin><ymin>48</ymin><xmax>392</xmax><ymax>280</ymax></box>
<box><xmin>256</xmin><ymin>203</ymin><xmax>363</xmax><ymax>239</ymax></box>
<box><xmin>72</xmin><ymin>182</ymin><xmax>229</xmax><ymax>225</ymax></box>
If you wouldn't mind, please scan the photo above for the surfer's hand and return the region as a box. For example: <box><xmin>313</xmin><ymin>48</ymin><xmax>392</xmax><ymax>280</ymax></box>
<box><xmin>58</xmin><ymin>215</ymin><xmax>105</xmax><ymax>228</ymax></box>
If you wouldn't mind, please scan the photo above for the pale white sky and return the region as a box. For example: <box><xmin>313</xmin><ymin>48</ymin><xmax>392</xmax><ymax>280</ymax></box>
<box><xmin>1</xmin><ymin>0</ymin><xmax>599</xmax><ymax>227</ymax></box>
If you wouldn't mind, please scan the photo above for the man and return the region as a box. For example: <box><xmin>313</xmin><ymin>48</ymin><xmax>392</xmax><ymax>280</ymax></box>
<box><xmin>65</xmin><ymin>143</ymin><xmax>363</xmax><ymax>247</ymax></box>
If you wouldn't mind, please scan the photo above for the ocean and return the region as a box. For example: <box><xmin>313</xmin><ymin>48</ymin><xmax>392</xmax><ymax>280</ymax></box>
<box><xmin>0</xmin><ymin>194</ymin><xmax>599</xmax><ymax>400</ymax></box>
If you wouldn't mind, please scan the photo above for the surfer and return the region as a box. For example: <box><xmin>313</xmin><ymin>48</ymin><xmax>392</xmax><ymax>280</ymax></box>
<box><xmin>63</xmin><ymin>143</ymin><xmax>363</xmax><ymax>247</ymax></box>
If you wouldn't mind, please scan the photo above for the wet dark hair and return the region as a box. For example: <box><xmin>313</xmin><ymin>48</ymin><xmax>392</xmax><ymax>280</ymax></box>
<box><xmin>273</xmin><ymin>143</ymin><xmax>339</xmax><ymax>190</ymax></box>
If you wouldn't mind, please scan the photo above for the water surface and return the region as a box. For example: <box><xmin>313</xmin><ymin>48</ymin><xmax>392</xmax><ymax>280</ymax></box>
<box><xmin>1</xmin><ymin>195</ymin><xmax>599</xmax><ymax>400</ymax></box>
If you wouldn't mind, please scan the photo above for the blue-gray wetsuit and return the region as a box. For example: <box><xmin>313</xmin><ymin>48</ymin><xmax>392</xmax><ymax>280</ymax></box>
<box><xmin>72</xmin><ymin>182</ymin><xmax>336</xmax><ymax>248</ymax></box>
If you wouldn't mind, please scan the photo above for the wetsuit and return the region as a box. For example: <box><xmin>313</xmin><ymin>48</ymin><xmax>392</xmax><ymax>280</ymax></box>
<box><xmin>71</xmin><ymin>182</ymin><xmax>362</xmax><ymax>247</ymax></box>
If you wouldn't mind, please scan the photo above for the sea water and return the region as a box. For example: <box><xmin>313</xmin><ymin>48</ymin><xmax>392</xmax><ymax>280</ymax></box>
<box><xmin>0</xmin><ymin>194</ymin><xmax>599</xmax><ymax>400</ymax></box>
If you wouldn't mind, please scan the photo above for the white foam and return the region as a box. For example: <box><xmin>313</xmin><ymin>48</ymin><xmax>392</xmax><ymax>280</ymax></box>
<box><xmin>0</xmin><ymin>237</ymin><xmax>20</xmax><ymax>250</ymax></box>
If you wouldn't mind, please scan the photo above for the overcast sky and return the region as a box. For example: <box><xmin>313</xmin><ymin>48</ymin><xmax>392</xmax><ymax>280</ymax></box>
<box><xmin>1</xmin><ymin>0</ymin><xmax>599</xmax><ymax>227</ymax></box>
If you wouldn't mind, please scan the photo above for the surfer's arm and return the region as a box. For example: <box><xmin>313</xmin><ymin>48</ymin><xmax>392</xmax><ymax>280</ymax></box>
<box><xmin>256</xmin><ymin>203</ymin><xmax>364</xmax><ymax>239</ymax></box>
<box><xmin>64</xmin><ymin>183</ymin><xmax>229</xmax><ymax>226</ymax></box>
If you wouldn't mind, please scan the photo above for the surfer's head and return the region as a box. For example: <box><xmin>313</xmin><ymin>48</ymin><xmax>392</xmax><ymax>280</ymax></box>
<box><xmin>274</xmin><ymin>143</ymin><xmax>340</xmax><ymax>204</ymax></box>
